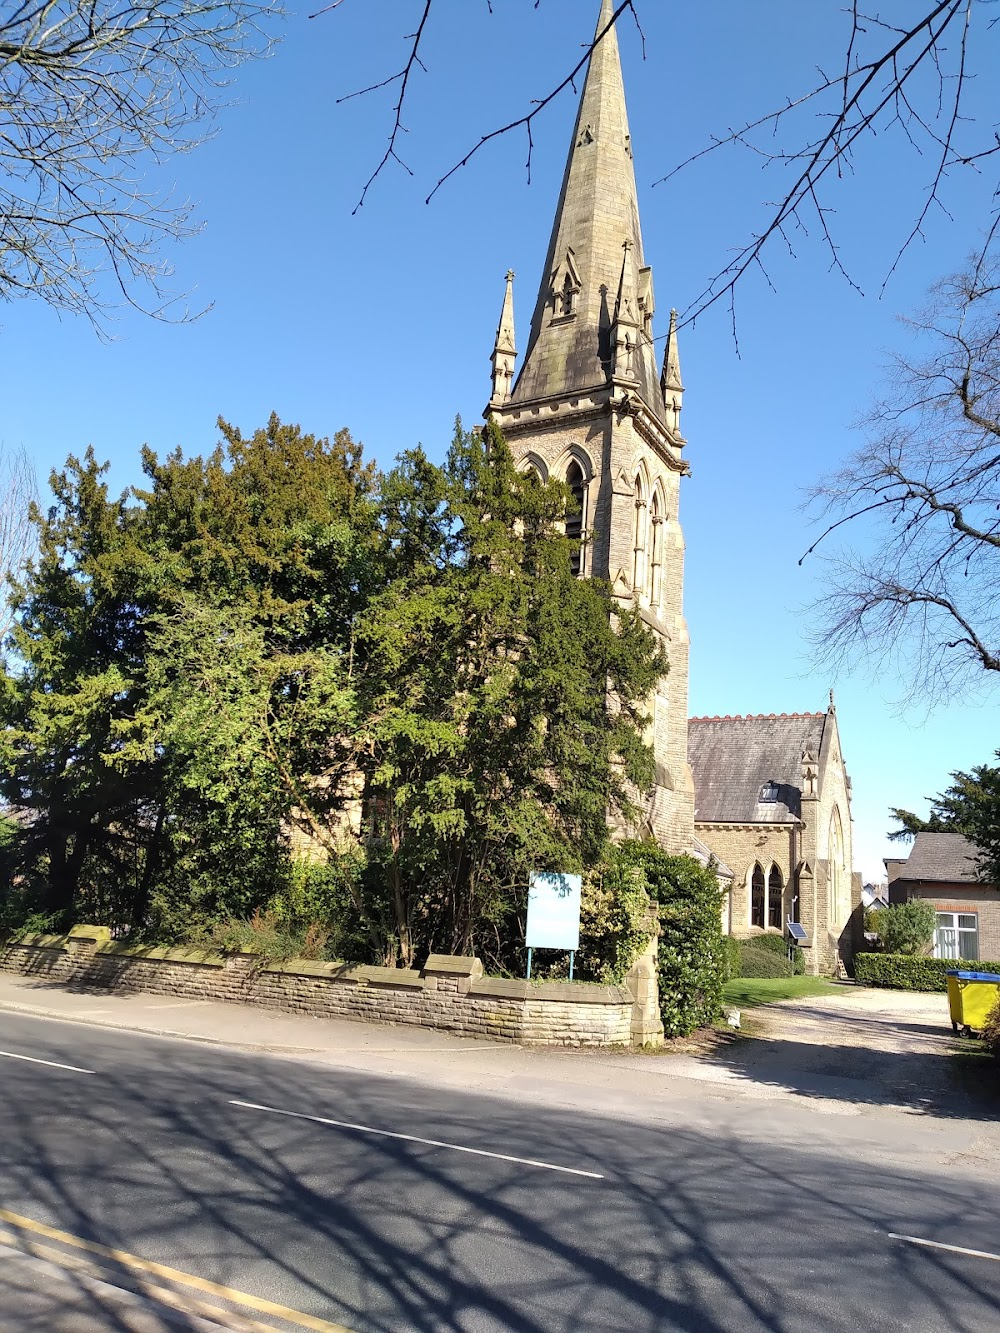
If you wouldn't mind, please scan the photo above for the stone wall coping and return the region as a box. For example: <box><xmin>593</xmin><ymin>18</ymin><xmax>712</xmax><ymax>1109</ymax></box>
<box><xmin>95</xmin><ymin>942</ymin><xmax>228</xmax><ymax>967</ymax></box>
<box><xmin>68</xmin><ymin>924</ymin><xmax>112</xmax><ymax>943</ymax></box>
<box><xmin>5</xmin><ymin>933</ymin><xmax>69</xmax><ymax>952</ymax></box>
<box><xmin>352</xmin><ymin>964</ymin><xmax>427</xmax><ymax>990</ymax></box>
<box><xmin>470</xmin><ymin>977</ymin><xmax>631</xmax><ymax>1004</ymax></box>
<box><xmin>422</xmin><ymin>954</ymin><xmax>482</xmax><ymax>977</ymax></box>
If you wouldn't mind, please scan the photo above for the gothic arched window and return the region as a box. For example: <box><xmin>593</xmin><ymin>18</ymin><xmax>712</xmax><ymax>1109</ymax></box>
<box><xmin>648</xmin><ymin>487</ymin><xmax>663</xmax><ymax>608</ymax></box>
<box><xmin>768</xmin><ymin>865</ymin><xmax>784</xmax><ymax>929</ymax></box>
<box><xmin>829</xmin><ymin>807</ymin><xmax>847</xmax><ymax>926</ymax></box>
<box><xmin>751</xmin><ymin>863</ymin><xmax>766</xmax><ymax>929</ymax></box>
<box><xmin>565</xmin><ymin>459</ymin><xmax>586</xmax><ymax>576</ymax></box>
<box><xmin>632</xmin><ymin>472</ymin><xmax>648</xmax><ymax>596</ymax></box>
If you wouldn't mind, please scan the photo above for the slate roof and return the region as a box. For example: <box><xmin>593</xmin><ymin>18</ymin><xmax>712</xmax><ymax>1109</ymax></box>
<box><xmin>688</xmin><ymin>712</ymin><xmax>828</xmax><ymax>824</ymax></box>
<box><xmin>895</xmin><ymin>831</ymin><xmax>983</xmax><ymax>884</ymax></box>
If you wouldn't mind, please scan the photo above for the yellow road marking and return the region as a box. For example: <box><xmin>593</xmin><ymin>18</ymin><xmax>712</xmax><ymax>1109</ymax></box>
<box><xmin>0</xmin><ymin>1208</ymin><xmax>356</xmax><ymax>1333</ymax></box>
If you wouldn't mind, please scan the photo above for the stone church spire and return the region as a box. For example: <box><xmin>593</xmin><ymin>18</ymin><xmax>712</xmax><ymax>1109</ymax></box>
<box><xmin>510</xmin><ymin>0</ymin><xmax>662</xmax><ymax>418</ymax></box>
<box><xmin>483</xmin><ymin>0</ymin><xmax>694</xmax><ymax>858</ymax></box>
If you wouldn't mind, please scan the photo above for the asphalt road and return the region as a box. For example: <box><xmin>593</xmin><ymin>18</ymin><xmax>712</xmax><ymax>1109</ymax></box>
<box><xmin>0</xmin><ymin>1009</ymin><xmax>998</xmax><ymax>1332</ymax></box>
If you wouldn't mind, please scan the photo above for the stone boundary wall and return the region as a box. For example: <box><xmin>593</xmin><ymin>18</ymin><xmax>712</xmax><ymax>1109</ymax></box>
<box><xmin>0</xmin><ymin>927</ymin><xmax>639</xmax><ymax>1047</ymax></box>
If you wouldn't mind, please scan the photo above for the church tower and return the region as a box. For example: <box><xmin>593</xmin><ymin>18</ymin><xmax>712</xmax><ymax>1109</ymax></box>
<box><xmin>485</xmin><ymin>0</ymin><xmax>694</xmax><ymax>853</ymax></box>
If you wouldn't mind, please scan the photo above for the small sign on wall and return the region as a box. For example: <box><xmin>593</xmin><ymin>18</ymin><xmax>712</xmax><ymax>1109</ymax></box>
<box><xmin>526</xmin><ymin>872</ymin><xmax>582</xmax><ymax>951</ymax></box>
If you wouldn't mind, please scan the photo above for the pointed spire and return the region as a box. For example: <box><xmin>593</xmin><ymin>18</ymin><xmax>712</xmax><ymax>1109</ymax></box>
<box><xmin>661</xmin><ymin>309</ymin><xmax>682</xmax><ymax>393</ymax></box>
<box><xmin>611</xmin><ymin>240</ymin><xmax>640</xmax><ymax>383</ymax></box>
<box><xmin>660</xmin><ymin>308</ymin><xmax>684</xmax><ymax>439</ymax></box>
<box><xmin>489</xmin><ymin>270</ymin><xmax>517</xmax><ymax>407</ymax></box>
<box><xmin>509</xmin><ymin>0</ymin><xmax>663</xmax><ymax>417</ymax></box>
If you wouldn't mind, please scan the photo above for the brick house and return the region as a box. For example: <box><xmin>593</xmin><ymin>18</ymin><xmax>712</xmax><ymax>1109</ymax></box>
<box><xmin>886</xmin><ymin>832</ymin><xmax>1000</xmax><ymax>961</ymax></box>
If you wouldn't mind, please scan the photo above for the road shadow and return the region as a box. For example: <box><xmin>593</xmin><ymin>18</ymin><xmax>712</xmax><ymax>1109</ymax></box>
<box><xmin>1</xmin><ymin>1020</ymin><xmax>1000</xmax><ymax>1330</ymax></box>
<box><xmin>706</xmin><ymin>1029</ymin><xmax>999</xmax><ymax>1118</ymax></box>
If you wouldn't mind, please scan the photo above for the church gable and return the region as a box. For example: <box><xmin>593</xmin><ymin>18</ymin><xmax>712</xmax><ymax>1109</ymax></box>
<box><xmin>688</xmin><ymin>712</ymin><xmax>828</xmax><ymax>824</ymax></box>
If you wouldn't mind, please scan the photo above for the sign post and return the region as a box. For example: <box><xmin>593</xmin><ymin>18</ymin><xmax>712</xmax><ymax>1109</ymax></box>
<box><xmin>526</xmin><ymin>872</ymin><xmax>582</xmax><ymax>979</ymax></box>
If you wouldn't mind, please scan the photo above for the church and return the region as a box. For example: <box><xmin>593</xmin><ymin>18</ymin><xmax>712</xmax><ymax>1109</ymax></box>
<box><xmin>483</xmin><ymin>0</ymin><xmax>857</xmax><ymax>975</ymax></box>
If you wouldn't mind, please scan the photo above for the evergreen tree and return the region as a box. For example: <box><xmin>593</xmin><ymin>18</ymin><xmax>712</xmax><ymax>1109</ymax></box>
<box><xmin>355</xmin><ymin>420</ymin><xmax>667</xmax><ymax>966</ymax></box>
<box><xmin>0</xmin><ymin>449</ymin><xmax>154</xmax><ymax>922</ymax></box>
<box><xmin>0</xmin><ymin>415</ymin><xmax>377</xmax><ymax>932</ymax></box>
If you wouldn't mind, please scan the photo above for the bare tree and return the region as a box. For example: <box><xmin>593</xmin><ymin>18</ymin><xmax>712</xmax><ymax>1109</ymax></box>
<box><xmin>804</xmin><ymin>251</ymin><xmax>1000</xmax><ymax>702</ymax></box>
<box><xmin>326</xmin><ymin>1</ymin><xmax>999</xmax><ymax>333</ymax></box>
<box><xmin>0</xmin><ymin>444</ymin><xmax>37</xmax><ymax>646</ymax></box>
<box><xmin>0</xmin><ymin>0</ymin><xmax>277</xmax><ymax>330</ymax></box>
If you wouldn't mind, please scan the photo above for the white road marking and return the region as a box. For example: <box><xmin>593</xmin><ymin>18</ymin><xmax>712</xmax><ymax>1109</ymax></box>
<box><xmin>141</xmin><ymin>1001</ymin><xmax>209</xmax><ymax>1011</ymax></box>
<box><xmin>889</xmin><ymin>1233</ymin><xmax>1000</xmax><ymax>1263</ymax></box>
<box><xmin>230</xmin><ymin>1099</ymin><xmax>605</xmax><ymax>1179</ymax></box>
<box><xmin>0</xmin><ymin>1050</ymin><xmax>94</xmax><ymax>1074</ymax></box>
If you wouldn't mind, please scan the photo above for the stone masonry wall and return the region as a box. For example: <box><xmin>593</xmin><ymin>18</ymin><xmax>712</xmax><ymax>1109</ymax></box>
<box><xmin>0</xmin><ymin>929</ymin><xmax>635</xmax><ymax>1047</ymax></box>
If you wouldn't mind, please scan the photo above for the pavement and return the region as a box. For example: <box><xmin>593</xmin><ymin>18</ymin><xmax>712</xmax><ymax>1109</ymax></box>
<box><xmin>1</xmin><ymin>973</ymin><xmax>1000</xmax><ymax>1330</ymax></box>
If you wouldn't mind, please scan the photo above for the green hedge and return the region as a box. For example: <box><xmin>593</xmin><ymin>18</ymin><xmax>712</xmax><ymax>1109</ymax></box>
<box><xmin>854</xmin><ymin>953</ymin><xmax>1000</xmax><ymax>992</ymax></box>
<box><xmin>722</xmin><ymin>935</ymin><xmax>742</xmax><ymax>980</ymax></box>
<box><xmin>742</xmin><ymin>931</ymin><xmax>804</xmax><ymax>974</ymax></box>
<box><xmin>739</xmin><ymin>945</ymin><xmax>793</xmax><ymax>978</ymax></box>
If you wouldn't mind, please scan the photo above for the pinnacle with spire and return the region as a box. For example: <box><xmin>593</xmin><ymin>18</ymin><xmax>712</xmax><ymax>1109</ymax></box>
<box><xmin>508</xmin><ymin>0</ymin><xmax>664</xmax><ymax>418</ymax></box>
<box><xmin>489</xmin><ymin>270</ymin><xmax>517</xmax><ymax>406</ymax></box>
<box><xmin>661</xmin><ymin>307</ymin><xmax>684</xmax><ymax>437</ymax></box>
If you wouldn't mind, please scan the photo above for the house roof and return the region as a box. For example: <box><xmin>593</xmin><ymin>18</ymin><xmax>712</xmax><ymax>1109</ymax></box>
<box><xmin>894</xmin><ymin>831</ymin><xmax>983</xmax><ymax>884</ymax></box>
<box><xmin>688</xmin><ymin>712</ymin><xmax>828</xmax><ymax>824</ymax></box>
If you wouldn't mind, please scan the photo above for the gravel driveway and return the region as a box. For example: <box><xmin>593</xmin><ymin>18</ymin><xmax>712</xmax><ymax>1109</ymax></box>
<box><xmin>711</xmin><ymin>985</ymin><xmax>995</xmax><ymax>1116</ymax></box>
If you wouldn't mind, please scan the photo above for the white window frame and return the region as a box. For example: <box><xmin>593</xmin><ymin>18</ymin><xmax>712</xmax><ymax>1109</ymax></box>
<box><xmin>934</xmin><ymin>910</ymin><xmax>979</xmax><ymax>961</ymax></box>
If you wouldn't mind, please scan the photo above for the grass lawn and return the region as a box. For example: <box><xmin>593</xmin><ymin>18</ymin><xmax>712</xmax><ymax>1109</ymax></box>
<box><xmin>722</xmin><ymin>976</ymin><xmax>842</xmax><ymax>1009</ymax></box>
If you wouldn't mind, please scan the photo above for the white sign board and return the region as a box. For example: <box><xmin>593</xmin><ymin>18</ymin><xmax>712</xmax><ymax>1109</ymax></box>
<box><xmin>526</xmin><ymin>872</ymin><xmax>582</xmax><ymax>950</ymax></box>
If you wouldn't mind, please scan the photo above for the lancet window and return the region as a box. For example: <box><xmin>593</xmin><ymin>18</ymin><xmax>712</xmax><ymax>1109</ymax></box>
<box><xmin>751</xmin><ymin>864</ymin><xmax>766</xmax><ymax>929</ymax></box>
<box><xmin>648</xmin><ymin>487</ymin><xmax>663</xmax><ymax>609</ymax></box>
<box><xmin>565</xmin><ymin>460</ymin><xmax>586</xmax><ymax>576</ymax></box>
<box><xmin>632</xmin><ymin>472</ymin><xmax>648</xmax><ymax>596</ymax></box>
<box><xmin>768</xmin><ymin>865</ymin><xmax>784</xmax><ymax>929</ymax></box>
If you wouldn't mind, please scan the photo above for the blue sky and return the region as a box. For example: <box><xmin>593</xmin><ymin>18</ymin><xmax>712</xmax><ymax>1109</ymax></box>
<box><xmin>5</xmin><ymin>0</ymin><xmax>998</xmax><ymax>880</ymax></box>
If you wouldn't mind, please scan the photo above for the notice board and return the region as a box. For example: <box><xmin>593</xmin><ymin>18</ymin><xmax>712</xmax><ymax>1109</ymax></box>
<box><xmin>526</xmin><ymin>872</ymin><xmax>582</xmax><ymax>951</ymax></box>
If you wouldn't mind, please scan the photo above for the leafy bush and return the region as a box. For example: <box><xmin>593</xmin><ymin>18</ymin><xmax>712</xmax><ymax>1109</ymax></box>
<box><xmin>981</xmin><ymin>999</ymin><xmax>1000</xmax><ymax>1058</ymax></box>
<box><xmin>738</xmin><ymin>944</ymin><xmax>793</xmax><ymax>978</ymax></box>
<box><xmin>748</xmin><ymin>932</ymin><xmax>789</xmax><ymax>957</ymax></box>
<box><xmin>575</xmin><ymin>857</ymin><xmax>655</xmax><ymax>984</ymax></box>
<box><xmin>614</xmin><ymin>842</ymin><xmax>726</xmax><ymax>1037</ymax></box>
<box><xmin>206</xmin><ymin>909</ymin><xmax>331</xmax><ymax>964</ymax></box>
<box><xmin>10</xmin><ymin>911</ymin><xmax>62</xmax><ymax>941</ymax></box>
<box><xmin>854</xmin><ymin>953</ymin><xmax>1000</xmax><ymax>991</ymax></box>
<box><xmin>721</xmin><ymin>934</ymin><xmax>742</xmax><ymax>981</ymax></box>
<box><xmin>734</xmin><ymin>932</ymin><xmax>804</xmax><ymax>974</ymax></box>
<box><xmin>864</xmin><ymin>901</ymin><xmax>936</xmax><ymax>955</ymax></box>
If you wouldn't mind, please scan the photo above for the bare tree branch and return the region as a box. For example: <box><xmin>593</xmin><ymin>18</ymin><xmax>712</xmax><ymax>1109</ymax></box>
<box><xmin>0</xmin><ymin>0</ymin><xmax>279</xmax><ymax>332</ymax></box>
<box><xmin>805</xmin><ymin>251</ymin><xmax>1000</xmax><ymax>703</ymax></box>
<box><xmin>325</xmin><ymin>1</ymin><xmax>999</xmax><ymax>338</ymax></box>
<box><xmin>339</xmin><ymin>0</ymin><xmax>432</xmax><ymax>214</ymax></box>
<box><xmin>0</xmin><ymin>444</ymin><xmax>38</xmax><ymax>651</ymax></box>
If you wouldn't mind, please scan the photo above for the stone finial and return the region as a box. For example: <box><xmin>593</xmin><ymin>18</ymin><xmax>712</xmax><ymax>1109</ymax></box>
<box><xmin>661</xmin><ymin>308</ymin><xmax>684</xmax><ymax>436</ymax></box>
<box><xmin>490</xmin><ymin>270</ymin><xmax>517</xmax><ymax>406</ymax></box>
<box><xmin>611</xmin><ymin>239</ymin><xmax>640</xmax><ymax>383</ymax></box>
